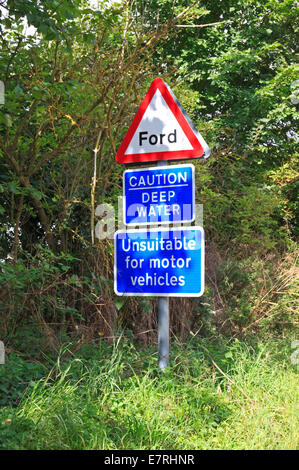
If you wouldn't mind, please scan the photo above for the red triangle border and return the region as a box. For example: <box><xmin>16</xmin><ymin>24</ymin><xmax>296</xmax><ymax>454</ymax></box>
<box><xmin>115</xmin><ymin>78</ymin><xmax>209</xmax><ymax>164</ymax></box>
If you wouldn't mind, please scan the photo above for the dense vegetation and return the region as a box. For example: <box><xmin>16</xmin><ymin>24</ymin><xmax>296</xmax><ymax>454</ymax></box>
<box><xmin>0</xmin><ymin>0</ymin><xmax>298</xmax><ymax>450</ymax></box>
<box><xmin>1</xmin><ymin>336</ymin><xmax>298</xmax><ymax>450</ymax></box>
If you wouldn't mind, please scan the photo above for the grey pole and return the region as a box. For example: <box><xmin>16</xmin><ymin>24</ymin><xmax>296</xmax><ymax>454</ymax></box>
<box><xmin>157</xmin><ymin>160</ymin><xmax>169</xmax><ymax>369</ymax></box>
<box><xmin>158</xmin><ymin>296</ymin><xmax>169</xmax><ymax>369</ymax></box>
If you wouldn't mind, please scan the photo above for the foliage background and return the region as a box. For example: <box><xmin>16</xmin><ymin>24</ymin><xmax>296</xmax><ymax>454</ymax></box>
<box><xmin>0</xmin><ymin>0</ymin><xmax>298</xmax><ymax>356</ymax></box>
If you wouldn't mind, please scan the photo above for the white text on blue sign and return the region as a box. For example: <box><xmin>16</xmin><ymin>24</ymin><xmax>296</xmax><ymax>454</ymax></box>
<box><xmin>123</xmin><ymin>164</ymin><xmax>194</xmax><ymax>225</ymax></box>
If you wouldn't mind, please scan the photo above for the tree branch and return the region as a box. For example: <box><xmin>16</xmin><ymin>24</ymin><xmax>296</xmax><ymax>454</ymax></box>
<box><xmin>175</xmin><ymin>20</ymin><xmax>232</xmax><ymax>28</ymax></box>
<box><xmin>4</xmin><ymin>35</ymin><xmax>22</xmax><ymax>84</ymax></box>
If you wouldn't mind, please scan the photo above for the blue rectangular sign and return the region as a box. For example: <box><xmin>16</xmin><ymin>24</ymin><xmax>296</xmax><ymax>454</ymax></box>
<box><xmin>123</xmin><ymin>164</ymin><xmax>195</xmax><ymax>225</ymax></box>
<box><xmin>114</xmin><ymin>227</ymin><xmax>204</xmax><ymax>297</ymax></box>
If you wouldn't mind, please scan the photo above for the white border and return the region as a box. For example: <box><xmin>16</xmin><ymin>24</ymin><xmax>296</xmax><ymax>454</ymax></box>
<box><xmin>123</xmin><ymin>164</ymin><xmax>195</xmax><ymax>226</ymax></box>
<box><xmin>164</xmin><ymin>82</ymin><xmax>211</xmax><ymax>159</ymax></box>
<box><xmin>114</xmin><ymin>226</ymin><xmax>204</xmax><ymax>297</ymax></box>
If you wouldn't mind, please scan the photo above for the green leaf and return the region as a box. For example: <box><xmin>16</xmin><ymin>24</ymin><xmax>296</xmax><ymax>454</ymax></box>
<box><xmin>114</xmin><ymin>299</ymin><xmax>125</xmax><ymax>311</ymax></box>
<box><xmin>8</xmin><ymin>182</ymin><xmax>21</xmax><ymax>194</ymax></box>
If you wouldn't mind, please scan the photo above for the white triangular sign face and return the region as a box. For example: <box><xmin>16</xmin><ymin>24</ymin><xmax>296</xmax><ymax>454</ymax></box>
<box><xmin>124</xmin><ymin>89</ymin><xmax>193</xmax><ymax>155</ymax></box>
<box><xmin>116</xmin><ymin>78</ymin><xmax>210</xmax><ymax>163</ymax></box>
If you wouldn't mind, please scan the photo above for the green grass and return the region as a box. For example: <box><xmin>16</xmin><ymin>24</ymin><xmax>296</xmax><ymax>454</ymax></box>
<box><xmin>0</xmin><ymin>334</ymin><xmax>298</xmax><ymax>450</ymax></box>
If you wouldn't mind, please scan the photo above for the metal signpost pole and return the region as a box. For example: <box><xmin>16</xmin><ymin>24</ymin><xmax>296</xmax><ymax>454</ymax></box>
<box><xmin>157</xmin><ymin>160</ymin><xmax>169</xmax><ymax>370</ymax></box>
<box><xmin>114</xmin><ymin>78</ymin><xmax>210</xmax><ymax>371</ymax></box>
<box><xmin>158</xmin><ymin>296</ymin><xmax>169</xmax><ymax>370</ymax></box>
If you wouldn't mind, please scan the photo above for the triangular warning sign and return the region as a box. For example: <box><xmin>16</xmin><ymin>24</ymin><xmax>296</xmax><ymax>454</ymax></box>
<box><xmin>115</xmin><ymin>78</ymin><xmax>210</xmax><ymax>164</ymax></box>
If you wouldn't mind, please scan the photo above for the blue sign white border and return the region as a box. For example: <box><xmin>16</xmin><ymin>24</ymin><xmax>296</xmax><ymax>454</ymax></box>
<box><xmin>123</xmin><ymin>164</ymin><xmax>196</xmax><ymax>226</ymax></box>
<box><xmin>114</xmin><ymin>226</ymin><xmax>205</xmax><ymax>297</ymax></box>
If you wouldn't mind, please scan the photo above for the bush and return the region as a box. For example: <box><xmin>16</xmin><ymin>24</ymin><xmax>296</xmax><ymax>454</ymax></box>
<box><xmin>0</xmin><ymin>247</ymin><xmax>83</xmax><ymax>350</ymax></box>
<box><xmin>0</xmin><ymin>353</ymin><xmax>47</xmax><ymax>407</ymax></box>
<box><xmin>214</xmin><ymin>248</ymin><xmax>298</xmax><ymax>333</ymax></box>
